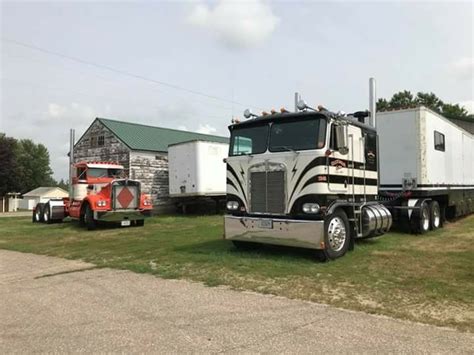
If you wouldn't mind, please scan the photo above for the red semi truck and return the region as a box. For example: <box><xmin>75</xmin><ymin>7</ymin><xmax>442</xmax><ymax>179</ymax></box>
<box><xmin>33</xmin><ymin>161</ymin><xmax>152</xmax><ymax>229</ymax></box>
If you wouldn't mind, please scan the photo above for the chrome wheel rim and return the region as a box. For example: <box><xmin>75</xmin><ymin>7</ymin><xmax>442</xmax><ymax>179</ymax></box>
<box><xmin>43</xmin><ymin>210</ymin><xmax>48</xmax><ymax>222</ymax></box>
<box><xmin>433</xmin><ymin>206</ymin><xmax>440</xmax><ymax>228</ymax></box>
<box><xmin>327</xmin><ymin>217</ymin><xmax>347</xmax><ymax>252</ymax></box>
<box><xmin>35</xmin><ymin>210</ymin><xmax>41</xmax><ymax>222</ymax></box>
<box><xmin>422</xmin><ymin>207</ymin><xmax>430</xmax><ymax>231</ymax></box>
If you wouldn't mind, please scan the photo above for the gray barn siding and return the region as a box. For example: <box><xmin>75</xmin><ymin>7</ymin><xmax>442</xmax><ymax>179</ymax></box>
<box><xmin>74</xmin><ymin>120</ymin><xmax>131</xmax><ymax>172</ymax></box>
<box><xmin>129</xmin><ymin>151</ymin><xmax>170</xmax><ymax>206</ymax></box>
<box><xmin>74</xmin><ymin>120</ymin><xmax>174</xmax><ymax>211</ymax></box>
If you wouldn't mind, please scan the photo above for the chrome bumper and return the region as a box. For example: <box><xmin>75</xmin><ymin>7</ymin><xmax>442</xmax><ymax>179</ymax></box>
<box><xmin>94</xmin><ymin>209</ymin><xmax>151</xmax><ymax>222</ymax></box>
<box><xmin>224</xmin><ymin>215</ymin><xmax>325</xmax><ymax>250</ymax></box>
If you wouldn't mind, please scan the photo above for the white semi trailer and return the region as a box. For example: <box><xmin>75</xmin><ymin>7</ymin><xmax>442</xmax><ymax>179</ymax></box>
<box><xmin>168</xmin><ymin>140</ymin><xmax>229</xmax><ymax>212</ymax></box>
<box><xmin>223</xmin><ymin>79</ymin><xmax>473</xmax><ymax>260</ymax></box>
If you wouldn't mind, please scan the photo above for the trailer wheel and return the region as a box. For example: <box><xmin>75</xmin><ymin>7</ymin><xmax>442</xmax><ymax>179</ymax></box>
<box><xmin>318</xmin><ymin>209</ymin><xmax>351</xmax><ymax>261</ymax></box>
<box><xmin>33</xmin><ymin>203</ymin><xmax>45</xmax><ymax>223</ymax></box>
<box><xmin>83</xmin><ymin>204</ymin><xmax>97</xmax><ymax>231</ymax></box>
<box><xmin>412</xmin><ymin>202</ymin><xmax>430</xmax><ymax>234</ymax></box>
<box><xmin>429</xmin><ymin>201</ymin><xmax>442</xmax><ymax>230</ymax></box>
<box><xmin>43</xmin><ymin>203</ymin><xmax>53</xmax><ymax>224</ymax></box>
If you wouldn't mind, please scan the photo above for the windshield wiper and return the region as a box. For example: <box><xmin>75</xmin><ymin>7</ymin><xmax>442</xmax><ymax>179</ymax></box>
<box><xmin>273</xmin><ymin>146</ymin><xmax>300</xmax><ymax>155</ymax></box>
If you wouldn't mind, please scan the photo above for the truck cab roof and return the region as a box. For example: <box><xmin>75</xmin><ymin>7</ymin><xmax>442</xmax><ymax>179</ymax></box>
<box><xmin>75</xmin><ymin>161</ymin><xmax>124</xmax><ymax>170</ymax></box>
<box><xmin>229</xmin><ymin>110</ymin><xmax>376</xmax><ymax>132</ymax></box>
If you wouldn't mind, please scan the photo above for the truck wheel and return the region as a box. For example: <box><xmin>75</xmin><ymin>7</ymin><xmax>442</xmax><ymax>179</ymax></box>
<box><xmin>412</xmin><ymin>202</ymin><xmax>430</xmax><ymax>234</ymax></box>
<box><xmin>43</xmin><ymin>203</ymin><xmax>52</xmax><ymax>224</ymax></box>
<box><xmin>83</xmin><ymin>204</ymin><xmax>97</xmax><ymax>231</ymax></box>
<box><xmin>429</xmin><ymin>201</ymin><xmax>441</xmax><ymax>230</ymax></box>
<box><xmin>33</xmin><ymin>203</ymin><xmax>45</xmax><ymax>223</ymax></box>
<box><xmin>232</xmin><ymin>240</ymin><xmax>260</xmax><ymax>250</ymax></box>
<box><xmin>319</xmin><ymin>209</ymin><xmax>351</xmax><ymax>260</ymax></box>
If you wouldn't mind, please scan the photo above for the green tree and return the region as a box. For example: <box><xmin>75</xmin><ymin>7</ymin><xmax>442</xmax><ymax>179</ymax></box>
<box><xmin>15</xmin><ymin>139</ymin><xmax>55</xmax><ymax>193</ymax></box>
<box><xmin>377</xmin><ymin>90</ymin><xmax>471</xmax><ymax>121</ymax></box>
<box><xmin>440</xmin><ymin>103</ymin><xmax>469</xmax><ymax>120</ymax></box>
<box><xmin>389</xmin><ymin>90</ymin><xmax>416</xmax><ymax>110</ymax></box>
<box><xmin>415</xmin><ymin>92</ymin><xmax>444</xmax><ymax>113</ymax></box>
<box><xmin>376</xmin><ymin>98</ymin><xmax>390</xmax><ymax>112</ymax></box>
<box><xmin>0</xmin><ymin>133</ymin><xmax>20</xmax><ymax>196</ymax></box>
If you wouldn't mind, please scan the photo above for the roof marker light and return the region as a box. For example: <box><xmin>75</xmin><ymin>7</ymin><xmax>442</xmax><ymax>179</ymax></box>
<box><xmin>271</xmin><ymin>109</ymin><xmax>277</xmax><ymax>115</ymax></box>
<box><xmin>280</xmin><ymin>107</ymin><xmax>290</xmax><ymax>113</ymax></box>
<box><xmin>261</xmin><ymin>111</ymin><xmax>269</xmax><ymax>116</ymax></box>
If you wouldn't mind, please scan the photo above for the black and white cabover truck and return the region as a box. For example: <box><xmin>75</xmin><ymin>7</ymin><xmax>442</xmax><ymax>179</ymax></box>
<box><xmin>223</xmin><ymin>78</ymin><xmax>473</xmax><ymax>260</ymax></box>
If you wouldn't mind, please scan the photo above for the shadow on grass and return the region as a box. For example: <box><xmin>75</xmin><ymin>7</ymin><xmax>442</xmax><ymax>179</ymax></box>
<box><xmin>173</xmin><ymin>238</ymin><xmax>321</xmax><ymax>262</ymax></box>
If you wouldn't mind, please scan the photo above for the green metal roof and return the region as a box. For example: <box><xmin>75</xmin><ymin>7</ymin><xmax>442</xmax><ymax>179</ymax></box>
<box><xmin>96</xmin><ymin>118</ymin><xmax>229</xmax><ymax>152</ymax></box>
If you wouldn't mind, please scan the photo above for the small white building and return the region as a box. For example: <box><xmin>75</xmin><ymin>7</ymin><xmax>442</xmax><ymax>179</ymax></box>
<box><xmin>20</xmin><ymin>187</ymin><xmax>68</xmax><ymax>210</ymax></box>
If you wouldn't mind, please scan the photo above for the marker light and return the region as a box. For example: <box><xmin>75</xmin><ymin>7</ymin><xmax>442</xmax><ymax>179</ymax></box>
<box><xmin>262</xmin><ymin>111</ymin><xmax>269</xmax><ymax>116</ymax></box>
<box><xmin>280</xmin><ymin>107</ymin><xmax>290</xmax><ymax>113</ymax></box>
<box><xmin>271</xmin><ymin>109</ymin><xmax>277</xmax><ymax>115</ymax></box>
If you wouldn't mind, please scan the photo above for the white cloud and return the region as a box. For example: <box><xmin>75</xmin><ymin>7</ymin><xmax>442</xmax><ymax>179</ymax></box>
<box><xmin>459</xmin><ymin>100</ymin><xmax>474</xmax><ymax>114</ymax></box>
<box><xmin>451</xmin><ymin>57</ymin><xmax>474</xmax><ymax>80</ymax></box>
<box><xmin>187</xmin><ymin>0</ymin><xmax>280</xmax><ymax>49</ymax></box>
<box><xmin>196</xmin><ymin>123</ymin><xmax>217</xmax><ymax>134</ymax></box>
<box><xmin>43</xmin><ymin>102</ymin><xmax>97</xmax><ymax>124</ymax></box>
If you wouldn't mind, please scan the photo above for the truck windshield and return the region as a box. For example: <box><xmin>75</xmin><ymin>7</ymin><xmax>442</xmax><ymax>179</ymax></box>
<box><xmin>269</xmin><ymin>118</ymin><xmax>326</xmax><ymax>152</ymax></box>
<box><xmin>87</xmin><ymin>168</ymin><xmax>124</xmax><ymax>178</ymax></box>
<box><xmin>229</xmin><ymin>125</ymin><xmax>269</xmax><ymax>156</ymax></box>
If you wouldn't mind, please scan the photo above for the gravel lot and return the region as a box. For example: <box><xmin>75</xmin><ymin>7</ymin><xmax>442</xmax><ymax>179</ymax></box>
<box><xmin>1</xmin><ymin>250</ymin><xmax>472</xmax><ymax>353</ymax></box>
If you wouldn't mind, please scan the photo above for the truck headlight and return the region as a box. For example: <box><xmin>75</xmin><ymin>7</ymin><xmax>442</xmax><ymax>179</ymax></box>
<box><xmin>302</xmin><ymin>203</ymin><xmax>320</xmax><ymax>214</ymax></box>
<box><xmin>143</xmin><ymin>199</ymin><xmax>152</xmax><ymax>206</ymax></box>
<box><xmin>226</xmin><ymin>201</ymin><xmax>239</xmax><ymax>210</ymax></box>
<box><xmin>96</xmin><ymin>200</ymin><xmax>107</xmax><ymax>207</ymax></box>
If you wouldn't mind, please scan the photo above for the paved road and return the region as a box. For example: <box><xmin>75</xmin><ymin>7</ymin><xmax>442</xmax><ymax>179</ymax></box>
<box><xmin>1</xmin><ymin>250</ymin><xmax>473</xmax><ymax>353</ymax></box>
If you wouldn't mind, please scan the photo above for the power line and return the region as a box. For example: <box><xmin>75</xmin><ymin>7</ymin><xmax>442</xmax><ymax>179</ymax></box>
<box><xmin>1</xmin><ymin>76</ymin><xmax>231</xmax><ymax>121</ymax></box>
<box><xmin>2</xmin><ymin>52</ymin><xmax>237</xmax><ymax>112</ymax></box>
<box><xmin>2</xmin><ymin>37</ymin><xmax>262</xmax><ymax>111</ymax></box>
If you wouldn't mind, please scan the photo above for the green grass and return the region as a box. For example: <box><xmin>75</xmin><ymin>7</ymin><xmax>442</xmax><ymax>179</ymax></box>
<box><xmin>0</xmin><ymin>214</ymin><xmax>473</xmax><ymax>331</ymax></box>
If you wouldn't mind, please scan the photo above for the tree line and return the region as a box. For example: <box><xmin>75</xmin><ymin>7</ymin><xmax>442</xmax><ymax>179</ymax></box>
<box><xmin>0</xmin><ymin>133</ymin><xmax>68</xmax><ymax>196</ymax></box>
<box><xmin>376</xmin><ymin>91</ymin><xmax>473</xmax><ymax>121</ymax></box>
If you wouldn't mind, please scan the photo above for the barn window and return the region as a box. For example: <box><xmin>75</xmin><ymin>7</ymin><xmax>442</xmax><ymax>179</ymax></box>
<box><xmin>90</xmin><ymin>136</ymin><xmax>97</xmax><ymax>147</ymax></box>
<box><xmin>434</xmin><ymin>131</ymin><xmax>445</xmax><ymax>152</ymax></box>
<box><xmin>98</xmin><ymin>135</ymin><xmax>105</xmax><ymax>146</ymax></box>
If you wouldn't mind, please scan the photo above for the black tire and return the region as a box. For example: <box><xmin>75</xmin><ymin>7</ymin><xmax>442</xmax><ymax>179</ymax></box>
<box><xmin>43</xmin><ymin>203</ymin><xmax>52</xmax><ymax>224</ymax></box>
<box><xmin>232</xmin><ymin>240</ymin><xmax>260</xmax><ymax>250</ymax></box>
<box><xmin>33</xmin><ymin>203</ymin><xmax>45</xmax><ymax>223</ymax></box>
<box><xmin>319</xmin><ymin>209</ymin><xmax>351</xmax><ymax>260</ymax></box>
<box><xmin>83</xmin><ymin>204</ymin><xmax>97</xmax><ymax>231</ymax></box>
<box><xmin>411</xmin><ymin>201</ymin><xmax>430</xmax><ymax>234</ymax></box>
<box><xmin>429</xmin><ymin>201</ymin><xmax>442</xmax><ymax>230</ymax></box>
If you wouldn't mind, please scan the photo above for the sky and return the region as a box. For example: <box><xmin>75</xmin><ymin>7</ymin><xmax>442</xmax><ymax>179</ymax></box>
<box><xmin>1</xmin><ymin>0</ymin><xmax>473</xmax><ymax>180</ymax></box>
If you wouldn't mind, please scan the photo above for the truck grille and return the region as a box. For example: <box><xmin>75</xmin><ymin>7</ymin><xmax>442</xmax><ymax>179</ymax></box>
<box><xmin>250</xmin><ymin>170</ymin><xmax>285</xmax><ymax>214</ymax></box>
<box><xmin>112</xmin><ymin>180</ymin><xmax>140</xmax><ymax>210</ymax></box>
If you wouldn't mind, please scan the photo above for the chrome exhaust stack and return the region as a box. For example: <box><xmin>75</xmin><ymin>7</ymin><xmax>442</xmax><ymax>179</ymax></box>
<box><xmin>369</xmin><ymin>77</ymin><xmax>376</xmax><ymax>128</ymax></box>
<box><xmin>69</xmin><ymin>129</ymin><xmax>75</xmax><ymax>198</ymax></box>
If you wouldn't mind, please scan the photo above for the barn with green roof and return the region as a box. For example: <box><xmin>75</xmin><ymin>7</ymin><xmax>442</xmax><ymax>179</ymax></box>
<box><xmin>73</xmin><ymin>117</ymin><xmax>229</xmax><ymax>209</ymax></box>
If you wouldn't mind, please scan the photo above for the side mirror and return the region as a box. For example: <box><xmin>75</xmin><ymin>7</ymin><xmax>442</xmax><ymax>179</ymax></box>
<box><xmin>335</xmin><ymin>125</ymin><xmax>349</xmax><ymax>155</ymax></box>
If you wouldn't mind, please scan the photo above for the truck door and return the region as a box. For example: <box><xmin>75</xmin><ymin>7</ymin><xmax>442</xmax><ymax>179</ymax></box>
<box><xmin>328</xmin><ymin>124</ymin><xmax>349</xmax><ymax>193</ymax></box>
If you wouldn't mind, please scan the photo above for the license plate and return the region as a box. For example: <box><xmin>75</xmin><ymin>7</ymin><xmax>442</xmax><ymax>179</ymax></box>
<box><xmin>121</xmin><ymin>220</ymin><xmax>131</xmax><ymax>227</ymax></box>
<box><xmin>258</xmin><ymin>219</ymin><xmax>273</xmax><ymax>229</ymax></box>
